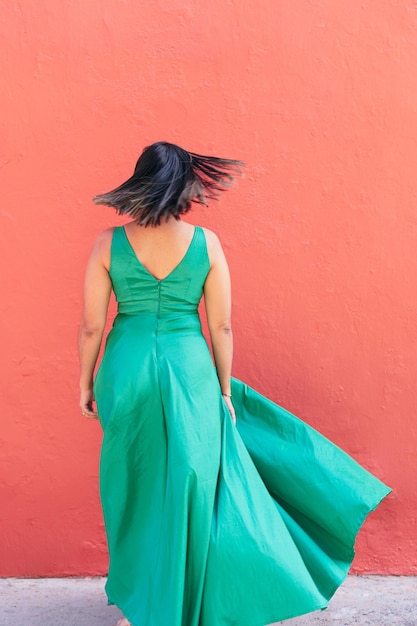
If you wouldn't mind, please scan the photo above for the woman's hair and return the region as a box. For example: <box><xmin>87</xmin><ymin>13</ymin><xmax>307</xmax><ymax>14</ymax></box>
<box><xmin>93</xmin><ymin>141</ymin><xmax>245</xmax><ymax>227</ymax></box>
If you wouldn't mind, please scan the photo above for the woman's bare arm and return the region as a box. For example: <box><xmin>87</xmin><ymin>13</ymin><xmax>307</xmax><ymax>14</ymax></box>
<box><xmin>78</xmin><ymin>229</ymin><xmax>113</xmax><ymax>417</ymax></box>
<box><xmin>203</xmin><ymin>229</ymin><xmax>235</xmax><ymax>423</ymax></box>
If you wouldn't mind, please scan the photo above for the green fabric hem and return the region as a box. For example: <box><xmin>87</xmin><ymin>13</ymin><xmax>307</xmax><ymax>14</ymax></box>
<box><xmin>105</xmin><ymin>595</ymin><xmax>330</xmax><ymax>626</ymax></box>
<box><xmin>103</xmin><ymin>486</ymin><xmax>392</xmax><ymax>625</ymax></box>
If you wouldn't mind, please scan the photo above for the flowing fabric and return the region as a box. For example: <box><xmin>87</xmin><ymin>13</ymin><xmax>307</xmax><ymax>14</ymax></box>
<box><xmin>93</xmin><ymin>225</ymin><xmax>391</xmax><ymax>626</ymax></box>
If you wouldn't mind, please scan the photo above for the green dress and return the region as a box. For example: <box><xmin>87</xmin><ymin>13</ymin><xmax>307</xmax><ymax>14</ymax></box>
<box><xmin>94</xmin><ymin>224</ymin><xmax>391</xmax><ymax>626</ymax></box>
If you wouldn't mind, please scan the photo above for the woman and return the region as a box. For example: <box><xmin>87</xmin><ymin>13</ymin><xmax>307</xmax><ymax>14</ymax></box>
<box><xmin>78</xmin><ymin>141</ymin><xmax>391</xmax><ymax>626</ymax></box>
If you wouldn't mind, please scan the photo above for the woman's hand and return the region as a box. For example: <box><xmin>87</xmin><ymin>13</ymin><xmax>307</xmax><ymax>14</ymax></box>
<box><xmin>80</xmin><ymin>388</ymin><xmax>98</xmax><ymax>419</ymax></box>
<box><xmin>222</xmin><ymin>395</ymin><xmax>236</xmax><ymax>425</ymax></box>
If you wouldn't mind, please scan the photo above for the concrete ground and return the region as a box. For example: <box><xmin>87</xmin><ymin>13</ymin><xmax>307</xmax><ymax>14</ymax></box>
<box><xmin>0</xmin><ymin>576</ymin><xmax>415</xmax><ymax>626</ymax></box>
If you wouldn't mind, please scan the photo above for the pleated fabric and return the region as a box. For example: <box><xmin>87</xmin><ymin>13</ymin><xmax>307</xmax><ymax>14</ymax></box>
<box><xmin>93</xmin><ymin>224</ymin><xmax>391</xmax><ymax>626</ymax></box>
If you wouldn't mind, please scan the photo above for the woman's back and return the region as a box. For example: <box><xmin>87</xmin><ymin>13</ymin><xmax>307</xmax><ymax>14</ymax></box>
<box><xmin>122</xmin><ymin>219</ymin><xmax>198</xmax><ymax>282</ymax></box>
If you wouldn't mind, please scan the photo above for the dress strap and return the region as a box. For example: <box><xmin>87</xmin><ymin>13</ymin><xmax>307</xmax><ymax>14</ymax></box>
<box><xmin>109</xmin><ymin>226</ymin><xmax>126</xmax><ymax>274</ymax></box>
<box><xmin>187</xmin><ymin>226</ymin><xmax>210</xmax><ymax>278</ymax></box>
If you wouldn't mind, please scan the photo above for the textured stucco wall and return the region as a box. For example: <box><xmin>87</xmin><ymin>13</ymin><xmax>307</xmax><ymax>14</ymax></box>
<box><xmin>1</xmin><ymin>0</ymin><xmax>414</xmax><ymax>576</ymax></box>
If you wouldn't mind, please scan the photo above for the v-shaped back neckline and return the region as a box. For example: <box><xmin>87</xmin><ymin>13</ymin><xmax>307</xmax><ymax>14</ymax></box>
<box><xmin>121</xmin><ymin>224</ymin><xmax>198</xmax><ymax>283</ymax></box>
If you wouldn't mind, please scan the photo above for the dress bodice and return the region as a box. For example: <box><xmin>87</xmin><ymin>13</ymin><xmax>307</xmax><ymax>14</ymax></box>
<box><xmin>109</xmin><ymin>225</ymin><xmax>211</xmax><ymax>316</ymax></box>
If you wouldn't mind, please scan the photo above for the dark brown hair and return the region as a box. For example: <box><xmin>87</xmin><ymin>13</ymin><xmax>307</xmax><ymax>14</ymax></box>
<box><xmin>93</xmin><ymin>141</ymin><xmax>245</xmax><ymax>227</ymax></box>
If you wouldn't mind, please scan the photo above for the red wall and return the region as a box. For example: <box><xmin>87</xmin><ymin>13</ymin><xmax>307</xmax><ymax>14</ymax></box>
<box><xmin>1</xmin><ymin>0</ymin><xmax>414</xmax><ymax>576</ymax></box>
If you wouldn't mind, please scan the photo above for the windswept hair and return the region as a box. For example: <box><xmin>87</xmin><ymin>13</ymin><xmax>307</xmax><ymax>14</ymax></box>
<box><xmin>93</xmin><ymin>141</ymin><xmax>245</xmax><ymax>227</ymax></box>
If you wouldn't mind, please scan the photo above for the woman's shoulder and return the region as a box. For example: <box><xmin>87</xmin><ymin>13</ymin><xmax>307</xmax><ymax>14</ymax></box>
<box><xmin>198</xmin><ymin>226</ymin><xmax>226</xmax><ymax>265</ymax></box>
<box><xmin>199</xmin><ymin>225</ymin><xmax>222</xmax><ymax>247</ymax></box>
<box><xmin>92</xmin><ymin>226</ymin><xmax>117</xmax><ymax>249</ymax></box>
<box><xmin>88</xmin><ymin>226</ymin><xmax>117</xmax><ymax>270</ymax></box>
